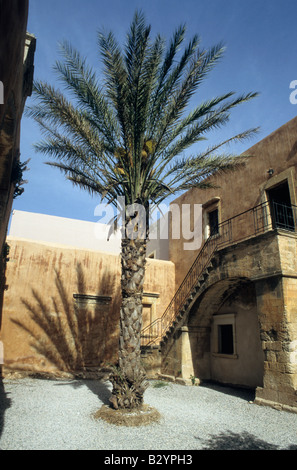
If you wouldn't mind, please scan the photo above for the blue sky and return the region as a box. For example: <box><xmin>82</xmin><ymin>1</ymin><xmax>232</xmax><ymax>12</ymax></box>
<box><xmin>13</xmin><ymin>0</ymin><xmax>297</xmax><ymax>224</ymax></box>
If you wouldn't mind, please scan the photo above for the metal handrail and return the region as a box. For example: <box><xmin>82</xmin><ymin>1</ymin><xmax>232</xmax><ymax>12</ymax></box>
<box><xmin>141</xmin><ymin>235</ymin><xmax>218</xmax><ymax>346</ymax></box>
<box><xmin>141</xmin><ymin>200</ymin><xmax>297</xmax><ymax>347</ymax></box>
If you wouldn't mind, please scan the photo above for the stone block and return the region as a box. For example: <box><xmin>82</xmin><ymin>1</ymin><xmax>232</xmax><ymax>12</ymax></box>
<box><xmin>157</xmin><ymin>374</ymin><xmax>176</xmax><ymax>383</ymax></box>
<box><xmin>255</xmin><ymin>386</ymin><xmax>279</xmax><ymax>403</ymax></box>
<box><xmin>175</xmin><ymin>377</ymin><xmax>193</xmax><ymax>386</ymax></box>
<box><xmin>263</xmin><ymin>340</ymin><xmax>282</xmax><ymax>351</ymax></box>
<box><xmin>285</xmin><ymin>363</ymin><xmax>297</xmax><ymax>374</ymax></box>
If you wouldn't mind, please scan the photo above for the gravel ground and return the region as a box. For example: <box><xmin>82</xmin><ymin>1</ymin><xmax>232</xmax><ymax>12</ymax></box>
<box><xmin>0</xmin><ymin>377</ymin><xmax>297</xmax><ymax>451</ymax></box>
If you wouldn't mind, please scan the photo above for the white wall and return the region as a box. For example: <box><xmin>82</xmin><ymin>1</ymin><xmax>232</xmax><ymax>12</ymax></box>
<box><xmin>8</xmin><ymin>210</ymin><xmax>170</xmax><ymax>259</ymax></box>
<box><xmin>147</xmin><ymin>213</ymin><xmax>170</xmax><ymax>260</ymax></box>
<box><xmin>9</xmin><ymin>210</ymin><xmax>121</xmax><ymax>254</ymax></box>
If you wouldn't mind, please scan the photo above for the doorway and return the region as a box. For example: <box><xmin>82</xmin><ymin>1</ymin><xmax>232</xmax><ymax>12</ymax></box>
<box><xmin>266</xmin><ymin>181</ymin><xmax>295</xmax><ymax>231</ymax></box>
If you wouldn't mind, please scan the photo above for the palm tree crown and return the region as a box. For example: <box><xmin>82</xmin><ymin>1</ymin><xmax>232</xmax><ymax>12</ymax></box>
<box><xmin>28</xmin><ymin>11</ymin><xmax>258</xmax><ymax>216</ymax></box>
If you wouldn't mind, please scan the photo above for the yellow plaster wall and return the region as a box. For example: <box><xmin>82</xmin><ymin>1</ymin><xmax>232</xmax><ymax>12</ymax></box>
<box><xmin>0</xmin><ymin>238</ymin><xmax>175</xmax><ymax>375</ymax></box>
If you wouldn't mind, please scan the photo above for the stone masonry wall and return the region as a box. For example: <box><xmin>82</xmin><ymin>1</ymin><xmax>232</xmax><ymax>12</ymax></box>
<box><xmin>169</xmin><ymin>117</ymin><xmax>297</xmax><ymax>290</ymax></box>
<box><xmin>161</xmin><ymin>230</ymin><xmax>297</xmax><ymax>411</ymax></box>
<box><xmin>255</xmin><ymin>233</ymin><xmax>297</xmax><ymax>411</ymax></box>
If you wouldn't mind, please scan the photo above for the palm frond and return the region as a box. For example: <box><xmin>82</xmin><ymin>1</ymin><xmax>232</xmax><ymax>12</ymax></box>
<box><xmin>54</xmin><ymin>41</ymin><xmax>120</xmax><ymax>148</ymax></box>
<box><xmin>28</xmin><ymin>10</ymin><xmax>259</xmax><ymax>212</ymax></box>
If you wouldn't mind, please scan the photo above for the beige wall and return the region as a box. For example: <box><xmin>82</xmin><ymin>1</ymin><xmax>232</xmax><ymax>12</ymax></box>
<box><xmin>0</xmin><ymin>238</ymin><xmax>175</xmax><ymax>376</ymax></box>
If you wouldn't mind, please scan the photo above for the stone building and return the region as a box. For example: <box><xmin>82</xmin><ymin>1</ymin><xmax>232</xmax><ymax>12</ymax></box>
<box><xmin>0</xmin><ymin>0</ymin><xmax>36</xmax><ymax>438</ymax></box>
<box><xmin>0</xmin><ymin>0</ymin><xmax>36</xmax><ymax>325</ymax></box>
<box><xmin>150</xmin><ymin>115</ymin><xmax>297</xmax><ymax>413</ymax></box>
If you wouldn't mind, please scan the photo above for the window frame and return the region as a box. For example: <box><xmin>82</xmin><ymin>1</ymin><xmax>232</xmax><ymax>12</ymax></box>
<box><xmin>260</xmin><ymin>168</ymin><xmax>297</xmax><ymax>233</ymax></box>
<box><xmin>202</xmin><ymin>197</ymin><xmax>221</xmax><ymax>240</ymax></box>
<box><xmin>212</xmin><ymin>313</ymin><xmax>238</xmax><ymax>359</ymax></box>
<box><xmin>208</xmin><ymin>208</ymin><xmax>219</xmax><ymax>237</ymax></box>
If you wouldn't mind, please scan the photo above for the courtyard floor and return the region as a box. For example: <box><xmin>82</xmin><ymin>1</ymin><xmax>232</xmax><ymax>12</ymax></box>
<box><xmin>0</xmin><ymin>376</ymin><xmax>297</xmax><ymax>451</ymax></box>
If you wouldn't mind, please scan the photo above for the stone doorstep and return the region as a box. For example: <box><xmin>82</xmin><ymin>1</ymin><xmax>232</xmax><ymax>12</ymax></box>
<box><xmin>254</xmin><ymin>396</ymin><xmax>297</xmax><ymax>414</ymax></box>
<box><xmin>255</xmin><ymin>386</ymin><xmax>297</xmax><ymax>413</ymax></box>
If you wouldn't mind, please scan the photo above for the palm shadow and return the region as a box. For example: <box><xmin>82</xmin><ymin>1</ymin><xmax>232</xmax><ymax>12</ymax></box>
<box><xmin>195</xmin><ymin>430</ymin><xmax>297</xmax><ymax>450</ymax></box>
<box><xmin>0</xmin><ymin>243</ymin><xmax>11</xmax><ymax>439</ymax></box>
<box><xmin>11</xmin><ymin>262</ymin><xmax>121</xmax><ymax>405</ymax></box>
<box><xmin>0</xmin><ymin>242</ymin><xmax>9</xmax><ymax>337</ymax></box>
<box><xmin>54</xmin><ymin>377</ymin><xmax>113</xmax><ymax>406</ymax></box>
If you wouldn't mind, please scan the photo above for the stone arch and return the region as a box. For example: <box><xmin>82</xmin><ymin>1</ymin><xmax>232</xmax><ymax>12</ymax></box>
<box><xmin>184</xmin><ymin>276</ymin><xmax>264</xmax><ymax>389</ymax></box>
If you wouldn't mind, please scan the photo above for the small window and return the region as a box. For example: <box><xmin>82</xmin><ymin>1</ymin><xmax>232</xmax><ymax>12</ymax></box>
<box><xmin>218</xmin><ymin>324</ymin><xmax>234</xmax><ymax>355</ymax></box>
<box><xmin>212</xmin><ymin>313</ymin><xmax>237</xmax><ymax>357</ymax></box>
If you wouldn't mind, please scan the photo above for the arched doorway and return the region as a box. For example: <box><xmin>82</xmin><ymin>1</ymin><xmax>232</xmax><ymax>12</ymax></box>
<box><xmin>187</xmin><ymin>278</ymin><xmax>264</xmax><ymax>389</ymax></box>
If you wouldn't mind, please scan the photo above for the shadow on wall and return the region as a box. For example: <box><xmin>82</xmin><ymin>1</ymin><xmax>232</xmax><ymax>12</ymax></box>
<box><xmin>10</xmin><ymin>262</ymin><xmax>121</xmax><ymax>376</ymax></box>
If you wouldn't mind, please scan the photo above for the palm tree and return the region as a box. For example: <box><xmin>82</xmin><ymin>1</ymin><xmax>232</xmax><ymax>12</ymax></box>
<box><xmin>27</xmin><ymin>11</ymin><xmax>258</xmax><ymax>410</ymax></box>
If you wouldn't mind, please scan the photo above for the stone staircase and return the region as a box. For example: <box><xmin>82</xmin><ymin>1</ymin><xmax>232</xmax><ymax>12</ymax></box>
<box><xmin>141</xmin><ymin>235</ymin><xmax>219</xmax><ymax>351</ymax></box>
<box><xmin>141</xmin><ymin>200</ymin><xmax>275</xmax><ymax>352</ymax></box>
<box><xmin>160</xmin><ymin>260</ymin><xmax>215</xmax><ymax>348</ymax></box>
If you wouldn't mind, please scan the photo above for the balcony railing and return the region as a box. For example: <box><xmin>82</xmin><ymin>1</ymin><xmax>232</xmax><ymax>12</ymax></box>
<box><xmin>141</xmin><ymin>200</ymin><xmax>297</xmax><ymax>347</ymax></box>
<box><xmin>270</xmin><ymin>201</ymin><xmax>296</xmax><ymax>232</ymax></box>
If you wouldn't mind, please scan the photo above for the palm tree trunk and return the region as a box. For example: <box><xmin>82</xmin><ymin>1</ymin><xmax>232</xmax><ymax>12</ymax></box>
<box><xmin>109</xmin><ymin>235</ymin><xmax>148</xmax><ymax>410</ymax></box>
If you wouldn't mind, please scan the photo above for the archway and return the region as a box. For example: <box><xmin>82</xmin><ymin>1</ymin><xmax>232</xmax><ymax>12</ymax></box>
<box><xmin>186</xmin><ymin>277</ymin><xmax>264</xmax><ymax>389</ymax></box>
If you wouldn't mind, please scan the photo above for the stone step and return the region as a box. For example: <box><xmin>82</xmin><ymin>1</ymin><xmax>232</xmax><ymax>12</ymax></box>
<box><xmin>157</xmin><ymin>257</ymin><xmax>217</xmax><ymax>347</ymax></box>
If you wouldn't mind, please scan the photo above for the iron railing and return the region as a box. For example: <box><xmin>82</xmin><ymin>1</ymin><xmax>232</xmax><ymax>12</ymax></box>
<box><xmin>271</xmin><ymin>201</ymin><xmax>296</xmax><ymax>231</ymax></box>
<box><xmin>141</xmin><ymin>200</ymin><xmax>297</xmax><ymax>346</ymax></box>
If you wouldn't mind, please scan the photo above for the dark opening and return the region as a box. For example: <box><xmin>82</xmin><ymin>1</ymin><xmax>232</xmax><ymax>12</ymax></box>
<box><xmin>267</xmin><ymin>181</ymin><xmax>295</xmax><ymax>231</ymax></box>
<box><xmin>208</xmin><ymin>209</ymin><xmax>219</xmax><ymax>237</ymax></box>
<box><xmin>218</xmin><ymin>324</ymin><xmax>234</xmax><ymax>354</ymax></box>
